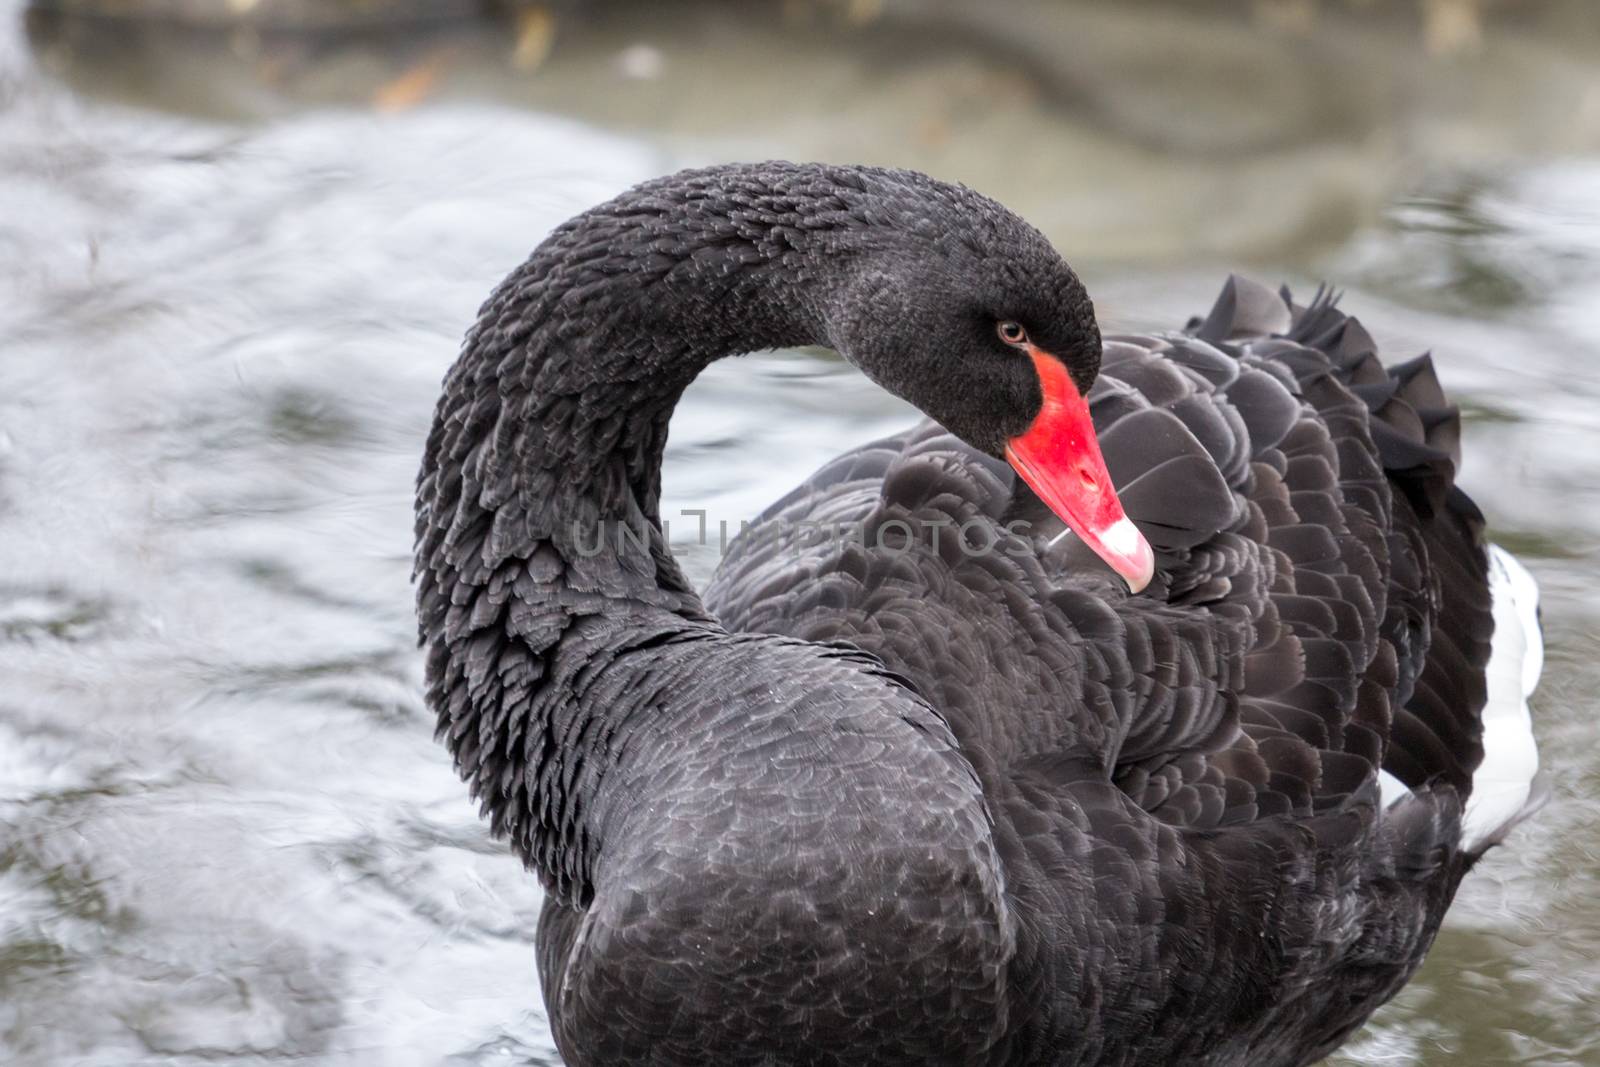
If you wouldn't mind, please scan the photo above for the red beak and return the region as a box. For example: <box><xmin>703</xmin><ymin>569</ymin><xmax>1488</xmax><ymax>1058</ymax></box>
<box><xmin>1004</xmin><ymin>347</ymin><xmax>1155</xmax><ymax>593</ymax></box>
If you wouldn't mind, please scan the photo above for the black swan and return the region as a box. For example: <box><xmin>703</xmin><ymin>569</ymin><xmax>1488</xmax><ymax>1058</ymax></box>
<box><xmin>413</xmin><ymin>162</ymin><xmax>1544</xmax><ymax>1066</ymax></box>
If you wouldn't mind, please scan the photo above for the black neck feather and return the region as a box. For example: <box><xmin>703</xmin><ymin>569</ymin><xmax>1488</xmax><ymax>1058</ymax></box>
<box><xmin>413</xmin><ymin>163</ymin><xmax>895</xmax><ymax>889</ymax></box>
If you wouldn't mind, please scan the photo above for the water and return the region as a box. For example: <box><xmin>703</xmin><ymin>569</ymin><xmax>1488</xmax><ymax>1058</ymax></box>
<box><xmin>2</xmin><ymin>2</ymin><xmax>1598</xmax><ymax>1063</ymax></box>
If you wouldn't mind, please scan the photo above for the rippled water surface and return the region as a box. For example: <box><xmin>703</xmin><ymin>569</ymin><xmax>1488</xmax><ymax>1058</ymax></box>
<box><xmin>3</xmin><ymin>2</ymin><xmax>1598</xmax><ymax>1063</ymax></box>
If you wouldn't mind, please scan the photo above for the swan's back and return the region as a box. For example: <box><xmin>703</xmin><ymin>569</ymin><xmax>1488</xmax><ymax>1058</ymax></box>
<box><xmin>704</xmin><ymin>276</ymin><xmax>1543</xmax><ymax>1065</ymax></box>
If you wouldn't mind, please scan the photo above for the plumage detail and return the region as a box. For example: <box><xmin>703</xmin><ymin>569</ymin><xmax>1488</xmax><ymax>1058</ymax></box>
<box><xmin>709</xmin><ymin>274</ymin><xmax>1531</xmax><ymax>1061</ymax></box>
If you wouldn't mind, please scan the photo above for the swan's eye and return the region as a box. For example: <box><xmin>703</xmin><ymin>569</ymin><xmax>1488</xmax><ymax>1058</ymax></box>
<box><xmin>997</xmin><ymin>321</ymin><xmax>1029</xmax><ymax>347</ymax></box>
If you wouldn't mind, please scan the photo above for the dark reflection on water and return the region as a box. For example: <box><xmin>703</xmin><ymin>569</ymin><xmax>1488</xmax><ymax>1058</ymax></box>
<box><xmin>1</xmin><ymin>2</ymin><xmax>1598</xmax><ymax>1064</ymax></box>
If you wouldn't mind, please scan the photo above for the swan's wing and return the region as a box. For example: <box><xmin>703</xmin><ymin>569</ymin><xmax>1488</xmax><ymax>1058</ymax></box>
<box><xmin>1088</xmin><ymin>279</ymin><xmax>1493</xmax><ymax>835</ymax></box>
<box><xmin>707</xmin><ymin>277</ymin><xmax>1505</xmax><ymax>844</ymax></box>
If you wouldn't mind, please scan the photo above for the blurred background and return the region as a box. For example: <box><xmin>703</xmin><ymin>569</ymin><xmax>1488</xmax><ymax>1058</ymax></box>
<box><xmin>2</xmin><ymin>1</ymin><xmax>1598</xmax><ymax>1063</ymax></box>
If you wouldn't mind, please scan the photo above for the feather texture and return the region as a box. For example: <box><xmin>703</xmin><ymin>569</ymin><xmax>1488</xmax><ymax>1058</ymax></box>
<box><xmin>706</xmin><ymin>275</ymin><xmax>1530</xmax><ymax>1064</ymax></box>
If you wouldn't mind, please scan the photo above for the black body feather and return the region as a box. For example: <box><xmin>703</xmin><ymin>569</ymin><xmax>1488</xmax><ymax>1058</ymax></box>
<box><xmin>415</xmin><ymin>164</ymin><xmax>1508</xmax><ymax>1066</ymax></box>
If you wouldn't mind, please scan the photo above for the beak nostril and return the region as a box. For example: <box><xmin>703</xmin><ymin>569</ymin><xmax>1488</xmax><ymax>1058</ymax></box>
<box><xmin>1079</xmin><ymin>469</ymin><xmax>1097</xmax><ymax>489</ymax></box>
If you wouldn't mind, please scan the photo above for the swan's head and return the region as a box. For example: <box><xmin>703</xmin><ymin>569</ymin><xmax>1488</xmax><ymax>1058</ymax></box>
<box><xmin>826</xmin><ymin>196</ymin><xmax>1155</xmax><ymax>593</ymax></box>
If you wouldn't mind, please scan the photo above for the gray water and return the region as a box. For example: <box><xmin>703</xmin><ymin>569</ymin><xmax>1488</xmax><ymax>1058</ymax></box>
<box><xmin>2</xmin><ymin>2</ymin><xmax>1598</xmax><ymax>1063</ymax></box>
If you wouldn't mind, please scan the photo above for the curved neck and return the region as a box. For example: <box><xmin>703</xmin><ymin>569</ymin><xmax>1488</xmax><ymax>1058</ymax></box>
<box><xmin>415</xmin><ymin>167</ymin><xmax>874</xmax><ymax>896</ymax></box>
<box><xmin>433</xmin><ymin>174</ymin><xmax>853</xmax><ymax>602</ymax></box>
